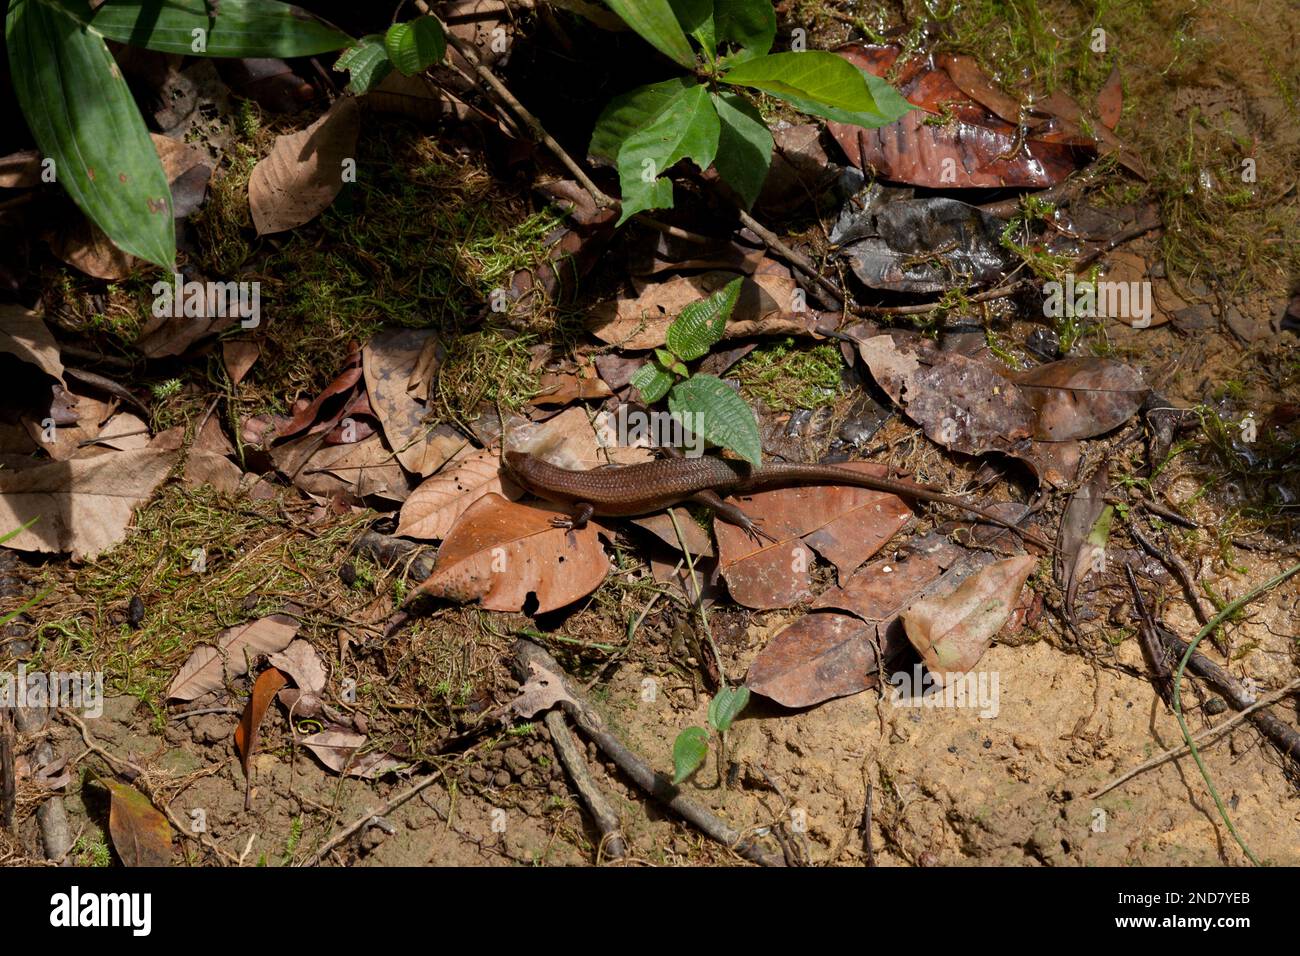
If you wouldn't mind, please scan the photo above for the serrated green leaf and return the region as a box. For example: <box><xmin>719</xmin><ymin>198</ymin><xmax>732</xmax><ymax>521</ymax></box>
<box><xmin>668</xmin><ymin>374</ymin><xmax>761</xmax><ymax>466</ymax></box>
<box><xmin>665</xmin><ymin>277</ymin><xmax>742</xmax><ymax>360</ymax></box>
<box><xmin>590</xmin><ymin>76</ymin><xmax>698</xmax><ymax>162</ymax></box>
<box><xmin>631</xmin><ymin>359</ymin><xmax>675</xmax><ymax>403</ymax></box>
<box><xmin>707</xmin><ymin>686</ymin><xmax>749</xmax><ymax>732</ymax></box>
<box><xmin>710</xmin><ymin>92</ymin><xmax>772</xmax><ymax>209</ymax></box>
<box><xmin>722</xmin><ymin>51</ymin><xmax>913</xmax><ymax>128</ymax></box>
<box><xmin>614</xmin><ymin>82</ymin><xmax>720</xmax><ymax>224</ymax></box>
<box><xmin>8</xmin><ymin>0</ymin><xmax>174</xmax><ymax>269</ymax></box>
<box><xmin>672</xmin><ymin>726</ymin><xmax>709</xmax><ymax>784</ymax></box>
<box><xmin>384</xmin><ymin>16</ymin><xmax>445</xmax><ymax>76</ymax></box>
<box><xmin>70</xmin><ymin>0</ymin><xmax>352</xmax><ymax>57</ymax></box>
<box><xmin>714</xmin><ymin>0</ymin><xmax>774</xmax><ymax>54</ymax></box>
<box><xmin>335</xmin><ymin>34</ymin><xmax>391</xmax><ymax>93</ymax></box>
<box><xmin>603</xmin><ymin>0</ymin><xmax>697</xmax><ymax>68</ymax></box>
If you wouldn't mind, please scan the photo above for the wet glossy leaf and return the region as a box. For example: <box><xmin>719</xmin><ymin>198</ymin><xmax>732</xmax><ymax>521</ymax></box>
<box><xmin>384</xmin><ymin>16</ymin><xmax>445</xmax><ymax>76</ymax></box>
<box><xmin>723</xmin><ymin>51</ymin><xmax>911</xmax><ymax>128</ymax></box>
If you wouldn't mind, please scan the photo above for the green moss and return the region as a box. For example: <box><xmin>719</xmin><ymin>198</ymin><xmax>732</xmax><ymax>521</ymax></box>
<box><xmin>731</xmin><ymin>337</ymin><xmax>844</xmax><ymax>411</ymax></box>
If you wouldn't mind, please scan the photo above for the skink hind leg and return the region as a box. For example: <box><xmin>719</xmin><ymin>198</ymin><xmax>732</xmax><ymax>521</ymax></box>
<box><xmin>690</xmin><ymin>491</ymin><xmax>778</xmax><ymax>545</ymax></box>
<box><xmin>549</xmin><ymin>502</ymin><xmax>595</xmax><ymax>531</ymax></box>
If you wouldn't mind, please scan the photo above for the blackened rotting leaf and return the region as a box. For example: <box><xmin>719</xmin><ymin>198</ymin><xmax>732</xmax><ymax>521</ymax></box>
<box><xmin>832</xmin><ymin>192</ymin><xmax>1013</xmax><ymax>293</ymax></box>
<box><xmin>127</xmin><ymin>595</ymin><xmax>145</xmax><ymax>629</ymax></box>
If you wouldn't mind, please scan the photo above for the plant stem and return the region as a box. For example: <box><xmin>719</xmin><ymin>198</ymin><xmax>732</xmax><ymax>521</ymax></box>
<box><xmin>1172</xmin><ymin>560</ymin><xmax>1300</xmax><ymax>865</ymax></box>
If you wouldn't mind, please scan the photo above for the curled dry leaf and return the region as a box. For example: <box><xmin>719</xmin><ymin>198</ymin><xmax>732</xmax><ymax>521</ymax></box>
<box><xmin>299</xmin><ymin>730</ymin><xmax>405</xmax><ymax>779</ymax></box>
<box><xmin>222</xmin><ymin>340</ymin><xmax>260</xmax><ymax>386</ymax></box>
<box><xmin>902</xmin><ymin>554</ymin><xmax>1037</xmax><ymax>676</ymax></box>
<box><xmin>234</xmin><ymin>667</ymin><xmax>288</xmax><ymax>808</ymax></box>
<box><xmin>745</xmin><ymin>612</ymin><xmax>880</xmax><ymax>708</ymax></box>
<box><xmin>830</xmin><ymin>45</ymin><xmax>1082</xmax><ymax>188</ymax></box>
<box><xmin>509</xmin><ymin>660</ymin><xmax>577</xmax><ymax>718</ymax></box>
<box><xmin>362</xmin><ymin>328</ymin><xmax>467</xmax><ymax>476</ymax></box>
<box><xmin>104</xmin><ymin>779</ymin><xmax>173</xmax><ymax>867</ymax></box>
<box><xmin>166</xmin><ymin>614</ymin><xmax>299</xmax><ymax>702</ymax></box>
<box><xmin>397</xmin><ymin>448</ymin><xmax>521</xmax><ymax>541</ymax></box>
<box><xmin>417</xmin><ymin>493</ymin><xmax>609</xmax><ymax>613</ymax></box>
<box><xmin>267</xmin><ymin>638</ymin><xmax>327</xmax><ymax>695</ymax></box>
<box><xmin>0</xmin><ymin>447</ymin><xmax>178</xmax><ymax>560</ymax></box>
<box><xmin>249</xmin><ymin>96</ymin><xmax>361</xmax><ymax>235</ymax></box>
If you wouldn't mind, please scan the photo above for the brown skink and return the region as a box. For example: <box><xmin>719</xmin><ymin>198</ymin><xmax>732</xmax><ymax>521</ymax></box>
<box><xmin>504</xmin><ymin>451</ymin><xmax>1050</xmax><ymax>550</ymax></box>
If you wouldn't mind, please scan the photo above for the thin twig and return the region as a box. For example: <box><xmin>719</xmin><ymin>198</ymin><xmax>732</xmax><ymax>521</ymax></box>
<box><xmin>736</xmin><ymin>207</ymin><xmax>844</xmax><ymax>310</ymax></box>
<box><xmin>303</xmin><ymin>766</ymin><xmax>446</xmax><ymax>865</ymax></box>
<box><xmin>543</xmin><ymin>710</ymin><xmax>626</xmax><ymax>860</ymax></box>
<box><xmin>1088</xmin><ymin>677</ymin><xmax>1300</xmax><ymax>800</ymax></box>
<box><xmin>1171</xmin><ymin>561</ymin><xmax>1300</xmax><ymax>865</ymax></box>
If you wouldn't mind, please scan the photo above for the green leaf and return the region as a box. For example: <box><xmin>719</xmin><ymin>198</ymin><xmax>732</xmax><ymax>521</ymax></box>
<box><xmin>335</xmin><ymin>34</ymin><xmax>391</xmax><ymax>93</ymax></box>
<box><xmin>672</xmin><ymin>726</ymin><xmax>709</xmax><ymax>784</ymax></box>
<box><xmin>710</xmin><ymin>92</ymin><xmax>772</xmax><ymax>209</ymax></box>
<box><xmin>603</xmin><ymin>0</ymin><xmax>696</xmax><ymax>68</ymax></box>
<box><xmin>667</xmin><ymin>374</ymin><xmax>761</xmax><ymax>466</ymax></box>
<box><xmin>614</xmin><ymin>82</ymin><xmax>720</xmax><ymax>224</ymax></box>
<box><xmin>70</xmin><ymin>0</ymin><xmax>353</xmax><ymax>57</ymax></box>
<box><xmin>654</xmin><ymin>347</ymin><xmax>689</xmax><ymax>376</ymax></box>
<box><xmin>590</xmin><ymin>76</ymin><xmax>698</xmax><ymax>162</ymax></box>
<box><xmin>707</xmin><ymin>686</ymin><xmax>749</xmax><ymax>732</ymax></box>
<box><xmin>383</xmin><ymin>16</ymin><xmax>445</xmax><ymax>76</ymax></box>
<box><xmin>665</xmin><ymin>277</ymin><xmax>742</xmax><ymax>360</ymax></box>
<box><xmin>8</xmin><ymin>0</ymin><xmax>175</xmax><ymax>269</ymax></box>
<box><xmin>0</xmin><ymin>515</ymin><xmax>40</xmax><ymax>546</ymax></box>
<box><xmin>714</xmin><ymin>0</ymin><xmax>774</xmax><ymax>54</ymax></box>
<box><xmin>631</xmin><ymin>359</ymin><xmax>675</xmax><ymax>403</ymax></box>
<box><xmin>669</xmin><ymin>0</ymin><xmax>714</xmax><ymax>57</ymax></box>
<box><xmin>723</xmin><ymin>51</ymin><xmax>913</xmax><ymax>128</ymax></box>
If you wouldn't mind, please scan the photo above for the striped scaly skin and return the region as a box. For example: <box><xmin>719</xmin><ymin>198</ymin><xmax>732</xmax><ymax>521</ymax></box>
<box><xmin>503</xmin><ymin>451</ymin><xmax>1052</xmax><ymax>550</ymax></box>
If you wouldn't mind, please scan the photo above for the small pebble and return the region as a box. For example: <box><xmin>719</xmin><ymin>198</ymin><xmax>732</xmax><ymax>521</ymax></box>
<box><xmin>127</xmin><ymin>596</ymin><xmax>146</xmax><ymax>629</ymax></box>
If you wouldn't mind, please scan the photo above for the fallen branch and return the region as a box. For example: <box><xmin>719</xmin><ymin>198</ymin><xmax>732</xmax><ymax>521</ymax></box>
<box><xmin>303</xmin><ymin>766</ymin><xmax>447</xmax><ymax>865</ymax></box>
<box><xmin>511</xmin><ymin>639</ymin><xmax>783</xmax><ymax>866</ymax></box>
<box><xmin>543</xmin><ymin>711</ymin><xmax>626</xmax><ymax>860</ymax></box>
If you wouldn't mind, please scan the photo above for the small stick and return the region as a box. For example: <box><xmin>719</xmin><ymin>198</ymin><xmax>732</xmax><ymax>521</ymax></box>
<box><xmin>735</xmin><ymin>207</ymin><xmax>844</xmax><ymax>310</ymax></box>
<box><xmin>1125</xmin><ymin>563</ymin><xmax>1173</xmax><ymax>705</ymax></box>
<box><xmin>1128</xmin><ymin>523</ymin><xmax>1216</xmax><ymax>630</ymax></box>
<box><xmin>1088</xmin><ymin>677</ymin><xmax>1300</xmax><ymax>800</ymax></box>
<box><xmin>543</xmin><ymin>710</ymin><xmax>626</xmax><ymax>860</ymax></box>
<box><xmin>414</xmin><ymin>0</ymin><xmax>614</xmax><ymax>208</ymax></box>
<box><xmin>303</xmin><ymin>767</ymin><xmax>446</xmax><ymax>865</ymax></box>
<box><xmin>512</xmin><ymin>639</ymin><xmax>783</xmax><ymax>866</ymax></box>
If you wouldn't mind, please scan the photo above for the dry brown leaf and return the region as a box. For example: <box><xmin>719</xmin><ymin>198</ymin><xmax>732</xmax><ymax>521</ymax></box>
<box><xmin>362</xmin><ymin>329</ymin><xmax>465</xmax><ymax>476</ymax></box>
<box><xmin>902</xmin><ymin>554</ymin><xmax>1037</xmax><ymax>675</ymax></box>
<box><xmin>0</xmin><ymin>149</ymin><xmax>40</xmax><ymax>188</ymax></box>
<box><xmin>0</xmin><ymin>305</ymin><xmax>64</xmax><ymax>383</ymax></box>
<box><xmin>166</xmin><ymin>615</ymin><xmax>299</xmax><ymax>701</ymax></box>
<box><xmin>249</xmin><ymin>96</ymin><xmax>361</xmax><ymax>235</ymax></box>
<box><xmin>1014</xmin><ymin>358</ymin><xmax>1148</xmax><ymax>440</ymax></box>
<box><xmin>222</xmin><ymin>340</ymin><xmax>260</xmax><ymax>386</ymax></box>
<box><xmin>745</xmin><ymin>612</ymin><xmax>881</xmax><ymax>708</ymax></box>
<box><xmin>279</xmin><ymin>432</ymin><xmax>410</xmax><ymax>501</ymax></box>
<box><xmin>89</xmin><ymin>412</ymin><xmax>151</xmax><ymax>451</ymax></box>
<box><xmin>813</xmin><ymin>534</ymin><xmax>964</xmax><ymax>620</ymax></box>
<box><xmin>267</xmin><ymin>638</ymin><xmax>327</xmax><ymax>695</ymax></box>
<box><xmin>417</xmin><ymin>493</ymin><xmax>609</xmax><ymax>613</ymax></box>
<box><xmin>299</xmin><ymin>729</ymin><xmax>405</xmax><ymax>779</ymax></box>
<box><xmin>234</xmin><ymin>667</ymin><xmax>288</xmax><ymax>808</ymax></box>
<box><xmin>589</xmin><ymin>272</ymin><xmax>808</xmax><ymax>350</ymax></box>
<box><xmin>509</xmin><ymin>660</ymin><xmax>577</xmax><ymax>718</ymax></box>
<box><xmin>0</xmin><ymin>447</ymin><xmax>177</xmax><ymax>559</ymax></box>
<box><xmin>104</xmin><ymin>779</ymin><xmax>173</xmax><ymax>867</ymax></box>
<box><xmin>396</xmin><ymin>447</ymin><xmax>520</xmax><ymax>541</ymax></box>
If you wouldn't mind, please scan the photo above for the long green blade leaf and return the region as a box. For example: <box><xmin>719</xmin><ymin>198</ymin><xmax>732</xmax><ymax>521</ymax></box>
<box><xmin>64</xmin><ymin>0</ymin><xmax>352</xmax><ymax>57</ymax></box>
<box><xmin>723</xmin><ymin>50</ymin><xmax>913</xmax><ymax>128</ymax></box>
<box><xmin>8</xmin><ymin>0</ymin><xmax>175</xmax><ymax>268</ymax></box>
<box><xmin>603</xmin><ymin>0</ymin><xmax>696</xmax><ymax>68</ymax></box>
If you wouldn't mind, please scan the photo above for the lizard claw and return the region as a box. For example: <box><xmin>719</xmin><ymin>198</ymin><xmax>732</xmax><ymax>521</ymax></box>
<box><xmin>744</xmin><ymin>521</ymin><xmax>779</xmax><ymax>545</ymax></box>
